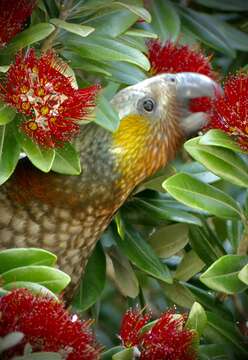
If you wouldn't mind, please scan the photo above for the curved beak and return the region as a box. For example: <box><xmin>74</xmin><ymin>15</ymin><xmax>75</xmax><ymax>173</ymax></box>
<box><xmin>162</xmin><ymin>72</ymin><xmax>222</xmax><ymax>136</ymax></box>
<box><xmin>162</xmin><ymin>72</ymin><xmax>222</xmax><ymax>100</ymax></box>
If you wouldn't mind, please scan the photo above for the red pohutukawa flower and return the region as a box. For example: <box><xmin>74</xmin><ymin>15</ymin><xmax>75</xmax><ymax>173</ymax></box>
<box><xmin>148</xmin><ymin>40</ymin><xmax>216</xmax><ymax>114</ymax></box>
<box><xmin>0</xmin><ymin>289</ymin><xmax>101</xmax><ymax>360</ymax></box>
<box><xmin>0</xmin><ymin>49</ymin><xmax>99</xmax><ymax>148</ymax></box>
<box><xmin>209</xmin><ymin>73</ymin><xmax>248</xmax><ymax>150</ymax></box>
<box><xmin>119</xmin><ymin>307</ymin><xmax>151</xmax><ymax>347</ymax></box>
<box><xmin>0</xmin><ymin>0</ymin><xmax>36</xmax><ymax>47</ymax></box>
<box><xmin>120</xmin><ymin>308</ymin><xmax>197</xmax><ymax>360</ymax></box>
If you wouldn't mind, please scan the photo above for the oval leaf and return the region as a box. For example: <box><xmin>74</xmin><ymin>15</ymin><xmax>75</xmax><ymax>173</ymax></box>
<box><xmin>0</xmin><ymin>248</ymin><xmax>57</xmax><ymax>274</ymax></box>
<box><xmin>2</xmin><ymin>23</ymin><xmax>55</xmax><ymax>55</ymax></box>
<box><xmin>0</xmin><ymin>123</ymin><xmax>20</xmax><ymax>185</ymax></box>
<box><xmin>4</xmin><ymin>281</ymin><xmax>58</xmax><ymax>299</ymax></box>
<box><xmin>200</xmin><ymin>255</ymin><xmax>248</xmax><ymax>294</ymax></box>
<box><xmin>73</xmin><ymin>243</ymin><xmax>106</xmax><ymax>311</ymax></box>
<box><xmin>199</xmin><ymin>130</ymin><xmax>244</xmax><ymax>153</ymax></box>
<box><xmin>50</xmin><ymin>18</ymin><xmax>94</xmax><ymax>37</ymax></box>
<box><xmin>186</xmin><ymin>302</ymin><xmax>208</xmax><ymax>336</ymax></box>
<box><xmin>52</xmin><ymin>143</ymin><xmax>81</xmax><ymax>175</ymax></box>
<box><xmin>185</xmin><ymin>137</ymin><xmax>248</xmax><ymax>188</ymax></box>
<box><xmin>0</xmin><ymin>102</ymin><xmax>16</xmax><ymax>125</ymax></box>
<box><xmin>163</xmin><ymin>173</ymin><xmax>242</xmax><ymax>220</ymax></box>
<box><xmin>1</xmin><ymin>266</ymin><xmax>70</xmax><ymax>293</ymax></box>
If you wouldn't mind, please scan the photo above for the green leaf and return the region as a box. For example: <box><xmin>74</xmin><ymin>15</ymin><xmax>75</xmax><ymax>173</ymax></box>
<box><xmin>193</xmin><ymin>0</ymin><xmax>248</xmax><ymax>11</ymax></box>
<box><xmin>2</xmin><ymin>23</ymin><xmax>55</xmax><ymax>55</ymax></box>
<box><xmin>101</xmin><ymin>347</ymin><xmax>125</xmax><ymax>360</ymax></box>
<box><xmin>135</xmin><ymin>165</ymin><xmax>175</xmax><ymax>193</ymax></box>
<box><xmin>0</xmin><ymin>102</ymin><xmax>16</xmax><ymax>125</ymax></box>
<box><xmin>185</xmin><ymin>137</ymin><xmax>248</xmax><ymax>188</ymax></box>
<box><xmin>205</xmin><ymin>312</ymin><xmax>248</xmax><ymax>357</ymax></box>
<box><xmin>67</xmin><ymin>35</ymin><xmax>150</xmax><ymax>71</ymax></box>
<box><xmin>50</xmin><ymin>18</ymin><xmax>94</xmax><ymax>37</ymax></box>
<box><xmin>73</xmin><ymin>243</ymin><xmax>106</xmax><ymax>311</ymax></box>
<box><xmin>189</xmin><ymin>225</ymin><xmax>225</xmax><ymax>266</ymax></box>
<box><xmin>114</xmin><ymin>2</ymin><xmax>151</xmax><ymax>22</ymax></box>
<box><xmin>133</xmin><ymin>198</ymin><xmax>203</xmax><ymax>226</ymax></box>
<box><xmin>238</xmin><ymin>263</ymin><xmax>248</xmax><ymax>285</ymax></box>
<box><xmin>14</xmin><ymin>118</ymin><xmax>55</xmax><ymax>172</ymax></box>
<box><xmin>107</xmin><ymin>247</ymin><xmax>139</xmax><ymax>298</ymax></box>
<box><xmin>125</xmin><ymin>29</ymin><xmax>157</xmax><ymax>38</ymax></box>
<box><xmin>13</xmin><ymin>353</ymin><xmax>62</xmax><ymax>360</ymax></box>
<box><xmin>186</xmin><ymin>302</ymin><xmax>208</xmax><ymax>336</ymax></box>
<box><xmin>161</xmin><ymin>281</ymin><xmax>195</xmax><ymax>308</ymax></box>
<box><xmin>0</xmin><ymin>248</ymin><xmax>57</xmax><ymax>274</ymax></box>
<box><xmin>94</xmin><ymin>94</ymin><xmax>120</xmax><ymax>132</ymax></box>
<box><xmin>149</xmin><ymin>223</ymin><xmax>189</xmax><ymax>258</ymax></box>
<box><xmin>0</xmin><ymin>123</ymin><xmax>20</xmax><ymax>185</ymax></box>
<box><xmin>199</xmin><ymin>130</ymin><xmax>244</xmax><ymax>153</ymax></box>
<box><xmin>1</xmin><ymin>266</ymin><xmax>70</xmax><ymax>293</ymax></box>
<box><xmin>52</xmin><ymin>143</ymin><xmax>81</xmax><ymax>175</ymax></box>
<box><xmin>103</xmin><ymin>61</ymin><xmax>147</xmax><ymax>85</ymax></box>
<box><xmin>0</xmin><ymin>332</ymin><xmax>24</xmax><ymax>353</ymax></box>
<box><xmin>175</xmin><ymin>250</ymin><xmax>205</xmax><ymax>281</ymax></box>
<box><xmin>179</xmin><ymin>8</ymin><xmax>235</xmax><ymax>57</ymax></box>
<box><xmin>200</xmin><ymin>255</ymin><xmax>248</xmax><ymax>294</ymax></box>
<box><xmin>163</xmin><ymin>173</ymin><xmax>242</xmax><ymax>220</ymax></box>
<box><xmin>116</xmin><ymin>222</ymin><xmax>172</xmax><ymax>283</ymax></box>
<box><xmin>149</xmin><ymin>0</ymin><xmax>180</xmax><ymax>41</ymax></box>
<box><xmin>4</xmin><ymin>282</ymin><xmax>58</xmax><ymax>299</ymax></box>
<box><xmin>199</xmin><ymin>344</ymin><xmax>232</xmax><ymax>360</ymax></box>
<box><xmin>112</xmin><ymin>348</ymin><xmax>135</xmax><ymax>360</ymax></box>
<box><xmin>83</xmin><ymin>8</ymin><xmax>138</xmax><ymax>38</ymax></box>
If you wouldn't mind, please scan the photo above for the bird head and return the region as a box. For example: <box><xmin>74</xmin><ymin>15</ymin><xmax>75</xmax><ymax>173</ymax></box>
<box><xmin>110</xmin><ymin>72</ymin><xmax>221</xmax><ymax>187</ymax></box>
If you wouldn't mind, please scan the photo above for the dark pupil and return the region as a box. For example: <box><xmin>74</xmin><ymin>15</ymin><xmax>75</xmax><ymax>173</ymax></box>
<box><xmin>143</xmin><ymin>99</ymin><xmax>154</xmax><ymax>112</ymax></box>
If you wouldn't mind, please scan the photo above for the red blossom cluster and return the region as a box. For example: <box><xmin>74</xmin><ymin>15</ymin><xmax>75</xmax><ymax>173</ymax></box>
<box><xmin>0</xmin><ymin>289</ymin><xmax>101</xmax><ymax>360</ymax></box>
<box><xmin>147</xmin><ymin>40</ymin><xmax>216</xmax><ymax>114</ymax></box>
<box><xmin>209</xmin><ymin>73</ymin><xmax>248</xmax><ymax>150</ymax></box>
<box><xmin>0</xmin><ymin>50</ymin><xmax>99</xmax><ymax>148</ymax></box>
<box><xmin>0</xmin><ymin>0</ymin><xmax>36</xmax><ymax>47</ymax></box>
<box><xmin>119</xmin><ymin>308</ymin><xmax>197</xmax><ymax>360</ymax></box>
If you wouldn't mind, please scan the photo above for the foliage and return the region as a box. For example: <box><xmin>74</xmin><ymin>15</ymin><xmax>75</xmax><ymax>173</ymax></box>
<box><xmin>1</xmin><ymin>0</ymin><xmax>248</xmax><ymax>359</ymax></box>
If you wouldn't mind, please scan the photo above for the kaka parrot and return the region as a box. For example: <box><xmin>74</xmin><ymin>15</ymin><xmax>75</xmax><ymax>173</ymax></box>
<box><xmin>0</xmin><ymin>72</ymin><xmax>220</xmax><ymax>299</ymax></box>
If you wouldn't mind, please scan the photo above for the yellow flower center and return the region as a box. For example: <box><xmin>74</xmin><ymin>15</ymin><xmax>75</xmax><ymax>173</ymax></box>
<box><xmin>37</xmin><ymin>87</ymin><xmax>45</xmax><ymax>96</ymax></box>
<box><xmin>40</xmin><ymin>105</ymin><xmax>49</xmax><ymax>115</ymax></box>
<box><xmin>20</xmin><ymin>85</ymin><xmax>29</xmax><ymax>94</ymax></box>
<box><xmin>27</xmin><ymin>121</ymin><xmax>38</xmax><ymax>131</ymax></box>
<box><xmin>22</xmin><ymin>102</ymin><xmax>30</xmax><ymax>111</ymax></box>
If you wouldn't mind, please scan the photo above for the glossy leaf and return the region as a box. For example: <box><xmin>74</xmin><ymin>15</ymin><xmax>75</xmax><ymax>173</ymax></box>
<box><xmin>0</xmin><ymin>248</ymin><xmax>56</xmax><ymax>274</ymax></box>
<box><xmin>67</xmin><ymin>35</ymin><xmax>150</xmax><ymax>71</ymax></box>
<box><xmin>185</xmin><ymin>137</ymin><xmax>248</xmax><ymax>188</ymax></box>
<box><xmin>0</xmin><ymin>123</ymin><xmax>20</xmax><ymax>185</ymax></box>
<box><xmin>161</xmin><ymin>281</ymin><xmax>195</xmax><ymax>308</ymax></box>
<box><xmin>149</xmin><ymin>0</ymin><xmax>180</xmax><ymax>41</ymax></box>
<box><xmin>4</xmin><ymin>281</ymin><xmax>58</xmax><ymax>299</ymax></box>
<box><xmin>114</xmin><ymin>2</ymin><xmax>151</xmax><ymax>23</ymax></box>
<box><xmin>1</xmin><ymin>266</ymin><xmax>70</xmax><ymax>293</ymax></box>
<box><xmin>186</xmin><ymin>302</ymin><xmax>207</xmax><ymax>336</ymax></box>
<box><xmin>163</xmin><ymin>173</ymin><xmax>242</xmax><ymax>220</ymax></box>
<box><xmin>189</xmin><ymin>225</ymin><xmax>225</xmax><ymax>266</ymax></box>
<box><xmin>94</xmin><ymin>94</ymin><xmax>120</xmax><ymax>132</ymax></box>
<box><xmin>50</xmin><ymin>18</ymin><xmax>94</xmax><ymax>37</ymax></box>
<box><xmin>112</xmin><ymin>348</ymin><xmax>135</xmax><ymax>360</ymax></box>
<box><xmin>14</xmin><ymin>118</ymin><xmax>55</xmax><ymax>173</ymax></box>
<box><xmin>2</xmin><ymin>23</ymin><xmax>55</xmax><ymax>55</ymax></box>
<box><xmin>238</xmin><ymin>263</ymin><xmax>248</xmax><ymax>285</ymax></box>
<box><xmin>200</xmin><ymin>255</ymin><xmax>248</xmax><ymax>294</ymax></box>
<box><xmin>175</xmin><ymin>250</ymin><xmax>205</xmax><ymax>281</ymax></box>
<box><xmin>133</xmin><ymin>198</ymin><xmax>203</xmax><ymax>226</ymax></box>
<box><xmin>199</xmin><ymin>130</ymin><xmax>244</xmax><ymax>153</ymax></box>
<box><xmin>205</xmin><ymin>312</ymin><xmax>248</xmax><ymax>357</ymax></box>
<box><xmin>73</xmin><ymin>243</ymin><xmax>106</xmax><ymax>311</ymax></box>
<box><xmin>51</xmin><ymin>143</ymin><xmax>81</xmax><ymax>175</ymax></box>
<box><xmin>149</xmin><ymin>223</ymin><xmax>189</xmax><ymax>258</ymax></box>
<box><xmin>179</xmin><ymin>8</ymin><xmax>235</xmax><ymax>57</ymax></box>
<box><xmin>116</xmin><ymin>222</ymin><xmax>172</xmax><ymax>283</ymax></box>
<box><xmin>0</xmin><ymin>332</ymin><xmax>24</xmax><ymax>353</ymax></box>
<box><xmin>107</xmin><ymin>247</ymin><xmax>139</xmax><ymax>298</ymax></box>
<box><xmin>0</xmin><ymin>102</ymin><xmax>16</xmax><ymax>125</ymax></box>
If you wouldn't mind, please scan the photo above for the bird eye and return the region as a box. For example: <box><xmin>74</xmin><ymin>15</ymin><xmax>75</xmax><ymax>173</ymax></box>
<box><xmin>169</xmin><ymin>76</ymin><xmax>176</xmax><ymax>83</ymax></box>
<box><xmin>143</xmin><ymin>98</ymin><xmax>155</xmax><ymax>112</ymax></box>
